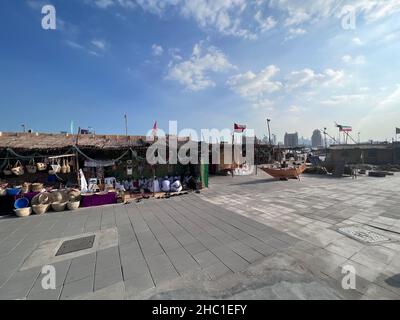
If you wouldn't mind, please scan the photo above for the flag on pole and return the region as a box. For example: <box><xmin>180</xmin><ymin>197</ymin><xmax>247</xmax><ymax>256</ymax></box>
<box><xmin>396</xmin><ymin>127</ymin><xmax>400</xmax><ymax>135</ymax></box>
<box><xmin>336</xmin><ymin>124</ymin><xmax>352</xmax><ymax>132</ymax></box>
<box><xmin>152</xmin><ymin>121</ymin><xmax>158</xmax><ymax>136</ymax></box>
<box><xmin>234</xmin><ymin>123</ymin><xmax>246</xmax><ymax>133</ymax></box>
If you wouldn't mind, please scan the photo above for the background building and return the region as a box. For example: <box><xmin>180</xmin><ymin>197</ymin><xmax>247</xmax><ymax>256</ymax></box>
<box><xmin>284</xmin><ymin>132</ymin><xmax>299</xmax><ymax>148</ymax></box>
<box><xmin>311</xmin><ymin>129</ymin><xmax>323</xmax><ymax>148</ymax></box>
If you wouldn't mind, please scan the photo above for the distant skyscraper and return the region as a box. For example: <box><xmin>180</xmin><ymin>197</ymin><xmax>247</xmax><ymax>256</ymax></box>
<box><xmin>272</xmin><ymin>134</ymin><xmax>277</xmax><ymax>145</ymax></box>
<box><xmin>311</xmin><ymin>129</ymin><xmax>323</xmax><ymax>148</ymax></box>
<box><xmin>284</xmin><ymin>132</ymin><xmax>299</xmax><ymax>148</ymax></box>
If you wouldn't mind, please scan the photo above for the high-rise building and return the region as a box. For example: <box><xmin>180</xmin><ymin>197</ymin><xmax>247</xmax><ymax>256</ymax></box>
<box><xmin>272</xmin><ymin>134</ymin><xmax>277</xmax><ymax>145</ymax></box>
<box><xmin>284</xmin><ymin>132</ymin><xmax>299</xmax><ymax>148</ymax></box>
<box><xmin>311</xmin><ymin>129</ymin><xmax>323</xmax><ymax>148</ymax></box>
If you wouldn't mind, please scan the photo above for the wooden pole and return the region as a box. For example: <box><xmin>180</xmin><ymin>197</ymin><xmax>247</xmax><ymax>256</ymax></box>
<box><xmin>76</xmin><ymin>127</ymin><xmax>81</xmax><ymax>189</ymax></box>
<box><xmin>125</xmin><ymin>114</ymin><xmax>128</xmax><ymax>139</ymax></box>
<box><xmin>231</xmin><ymin>133</ymin><xmax>234</xmax><ymax>178</ymax></box>
<box><xmin>152</xmin><ymin>166</ymin><xmax>156</xmax><ymax>198</ymax></box>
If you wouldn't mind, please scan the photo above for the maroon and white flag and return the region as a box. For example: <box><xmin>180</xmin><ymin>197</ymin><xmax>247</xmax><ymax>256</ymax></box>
<box><xmin>234</xmin><ymin>123</ymin><xmax>246</xmax><ymax>133</ymax></box>
<box><xmin>152</xmin><ymin>121</ymin><xmax>158</xmax><ymax>136</ymax></box>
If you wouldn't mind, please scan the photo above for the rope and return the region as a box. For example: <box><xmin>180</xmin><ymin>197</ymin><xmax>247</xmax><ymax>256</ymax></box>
<box><xmin>1</xmin><ymin>146</ymin><xmax>147</xmax><ymax>171</ymax></box>
<box><xmin>5</xmin><ymin>148</ymin><xmax>74</xmax><ymax>160</ymax></box>
<box><xmin>73</xmin><ymin>145</ymin><xmax>146</xmax><ymax>163</ymax></box>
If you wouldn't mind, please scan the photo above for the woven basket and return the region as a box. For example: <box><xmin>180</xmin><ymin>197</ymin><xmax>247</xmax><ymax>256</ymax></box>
<box><xmin>11</xmin><ymin>161</ymin><xmax>25</xmax><ymax>176</ymax></box>
<box><xmin>32</xmin><ymin>204</ymin><xmax>50</xmax><ymax>215</ymax></box>
<box><xmin>60</xmin><ymin>159</ymin><xmax>68</xmax><ymax>174</ymax></box>
<box><xmin>26</xmin><ymin>159</ymin><xmax>37</xmax><ymax>174</ymax></box>
<box><xmin>36</xmin><ymin>163</ymin><xmax>47</xmax><ymax>171</ymax></box>
<box><xmin>31</xmin><ymin>183</ymin><xmax>44</xmax><ymax>193</ymax></box>
<box><xmin>67</xmin><ymin>201</ymin><xmax>80</xmax><ymax>211</ymax></box>
<box><xmin>51</xmin><ymin>202</ymin><xmax>67</xmax><ymax>212</ymax></box>
<box><xmin>67</xmin><ymin>189</ymin><xmax>81</xmax><ymax>202</ymax></box>
<box><xmin>32</xmin><ymin>192</ymin><xmax>51</xmax><ymax>205</ymax></box>
<box><xmin>21</xmin><ymin>183</ymin><xmax>31</xmax><ymax>194</ymax></box>
<box><xmin>51</xmin><ymin>190</ymin><xmax>68</xmax><ymax>203</ymax></box>
<box><xmin>14</xmin><ymin>207</ymin><xmax>32</xmax><ymax>217</ymax></box>
<box><xmin>26</xmin><ymin>165</ymin><xmax>36</xmax><ymax>174</ymax></box>
<box><xmin>3</xmin><ymin>166</ymin><xmax>12</xmax><ymax>176</ymax></box>
<box><xmin>51</xmin><ymin>164</ymin><xmax>61</xmax><ymax>174</ymax></box>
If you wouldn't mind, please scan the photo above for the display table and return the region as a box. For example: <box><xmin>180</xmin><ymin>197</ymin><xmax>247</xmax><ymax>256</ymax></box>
<box><xmin>0</xmin><ymin>192</ymin><xmax>40</xmax><ymax>216</ymax></box>
<box><xmin>80</xmin><ymin>192</ymin><xmax>118</xmax><ymax>208</ymax></box>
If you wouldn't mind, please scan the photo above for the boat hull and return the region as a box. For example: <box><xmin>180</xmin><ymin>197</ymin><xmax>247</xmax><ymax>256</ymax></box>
<box><xmin>260</xmin><ymin>164</ymin><xmax>307</xmax><ymax>179</ymax></box>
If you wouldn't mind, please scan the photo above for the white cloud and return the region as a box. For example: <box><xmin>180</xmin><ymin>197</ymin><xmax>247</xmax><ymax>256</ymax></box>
<box><xmin>65</xmin><ymin>39</ymin><xmax>106</xmax><ymax>57</ymax></box>
<box><xmin>166</xmin><ymin>42</ymin><xmax>235</xmax><ymax>91</ymax></box>
<box><xmin>356</xmin><ymin>0</ymin><xmax>400</xmax><ymax>23</ymax></box>
<box><xmin>358</xmin><ymin>85</ymin><xmax>400</xmax><ymax>139</ymax></box>
<box><xmin>286</xmin><ymin>68</ymin><xmax>344</xmax><ymax>89</ymax></box>
<box><xmin>93</xmin><ymin>0</ymin><xmax>115</xmax><ymax>9</ymax></box>
<box><xmin>270</xmin><ymin>0</ymin><xmax>400</xmax><ymax>27</ymax></box>
<box><xmin>269</xmin><ymin>0</ymin><xmax>341</xmax><ymax>26</ymax></box>
<box><xmin>86</xmin><ymin>0</ymin><xmax>265</xmax><ymax>39</ymax></box>
<box><xmin>288</xmin><ymin>105</ymin><xmax>302</xmax><ymax>113</ymax></box>
<box><xmin>252</xmin><ymin>98</ymin><xmax>274</xmax><ymax>110</ymax></box>
<box><xmin>91</xmin><ymin>39</ymin><xmax>107</xmax><ymax>50</ymax></box>
<box><xmin>352</xmin><ymin>37</ymin><xmax>363</xmax><ymax>46</ymax></box>
<box><xmin>227</xmin><ymin>65</ymin><xmax>283</xmax><ymax>99</ymax></box>
<box><xmin>227</xmin><ymin>65</ymin><xmax>283</xmax><ymax>110</ymax></box>
<box><xmin>321</xmin><ymin>94</ymin><xmax>367</xmax><ymax>106</ymax></box>
<box><xmin>254</xmin><ymin>11</ymin><xmax>277</xmax><ymax>32</ymax></box>
<box><xmin>152</xmin><ymin>44</ymin><xmax>164</xmax><ymax>56</ymax></box>
<box><xmin>284</xmin><ymin>28</ymin><xmax>307</xmax><ymax>41</ymax></box>
<box><xmin>342</xmin><ymin>54</ymin><xmax>365</xmax><ymax>65</ymax></box>
<box><xmin>179</xmin><ymin>0</ymin><xmax>256</xmax><ymax>39</ymax></box>
<box><xmin>65</xmin><ymin>40</ymin><xmax>84</xmax><ymax>50</ymax></box>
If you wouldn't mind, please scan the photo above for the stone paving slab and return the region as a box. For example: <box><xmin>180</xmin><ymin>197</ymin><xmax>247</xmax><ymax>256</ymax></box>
<box><xmin>0</xmin><ymin>172</ymin><xmax>399</xmax><ymax>299</ymax></box>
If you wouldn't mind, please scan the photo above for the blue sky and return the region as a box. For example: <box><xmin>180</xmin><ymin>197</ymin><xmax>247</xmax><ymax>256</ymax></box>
<box><xmin>1</xmin><ymin>0</ymin><xmax>400</xmax><ymax>142</ymax></box>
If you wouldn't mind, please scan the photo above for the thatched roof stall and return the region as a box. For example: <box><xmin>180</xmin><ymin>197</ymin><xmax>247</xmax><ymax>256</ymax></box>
<box><xmin>0</xmin><ymin>131</ymin><xmax>190</xmax><ymax>156</ymax></box>
<box><xmin>0</xmin><ymin>132</ymin><xmax>195</xmax><ymax>184</ymax></box>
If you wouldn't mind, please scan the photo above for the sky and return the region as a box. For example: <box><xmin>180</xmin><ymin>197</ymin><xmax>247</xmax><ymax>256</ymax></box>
<box><xmin>1</xmin><ymin>0</ymin><xmax>400</xmax><ymax>142</ymax></box>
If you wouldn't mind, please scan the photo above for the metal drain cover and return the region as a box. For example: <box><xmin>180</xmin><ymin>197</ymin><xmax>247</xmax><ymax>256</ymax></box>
<box><xmin>56</xmin><ymin>235</ymin><xmax>95</xmax><ymax>256</ymax></box>
<box><xmin>338</xmin><ymin>226</ymin><xmax>390</xmax><ymax>244</ymax></box>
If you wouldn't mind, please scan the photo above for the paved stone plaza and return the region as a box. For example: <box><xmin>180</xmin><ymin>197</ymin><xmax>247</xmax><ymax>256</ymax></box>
<box><xmin>0</xmin><ymin>172</ymin><xmax>399</xmax><ymax>300</ymax></box>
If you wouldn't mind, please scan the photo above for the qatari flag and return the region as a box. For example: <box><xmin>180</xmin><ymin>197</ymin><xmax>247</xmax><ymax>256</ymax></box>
<box><xmin>337</xmin><ymin>124</ymin><xmax>352</xmax><ymax>132</ymax></box>
<box><xmin>234</xmin><ymin>123</ymin><xmax>246</xmax><ymax>133</ymax></box>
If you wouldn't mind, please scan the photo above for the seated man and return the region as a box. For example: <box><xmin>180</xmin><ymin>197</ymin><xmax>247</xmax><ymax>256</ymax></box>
<box><xmin>161</xmin><ymin>176</ymin><xmax>171</xmax><ymax>192</ymax></box>
<box><xmin>149</xmin><ymin>178</ymin><xmax>160</xmax><ymax>193</ymax></box>
<box><xmin>170</xmin><ymin>179</ymin><xmax>182</xmax><ymax>193</ymax></box>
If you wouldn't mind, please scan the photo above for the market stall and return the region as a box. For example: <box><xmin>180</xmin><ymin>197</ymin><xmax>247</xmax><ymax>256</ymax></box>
<box><xmin>0</xmin><ymin>132</ymin><xmax>202</xmax><ymax>217</ymax></box>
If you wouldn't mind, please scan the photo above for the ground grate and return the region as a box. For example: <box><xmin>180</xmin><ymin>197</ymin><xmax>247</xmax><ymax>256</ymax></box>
<box><xmin>338</xmin><ymin>226</ymin><xmax>390</xmax><ymax>244</ymax></box>
<box><xmin>56</xmin><ymin>235</ymin><xmax>96</xmax><ymax>256</ymax></box>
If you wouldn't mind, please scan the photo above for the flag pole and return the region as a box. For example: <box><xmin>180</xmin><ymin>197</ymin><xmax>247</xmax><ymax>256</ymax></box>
<box><xmin>231</xmin><ymin>132</ymin><xmax>234</xmax><ymax>178</ymax></box>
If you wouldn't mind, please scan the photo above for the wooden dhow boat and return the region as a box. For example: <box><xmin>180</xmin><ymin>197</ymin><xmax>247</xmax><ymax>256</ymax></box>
<box><xmin>260</xmin><ymin>163</ymin><xmax>307</xmax><ymax>180</ymax></box>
